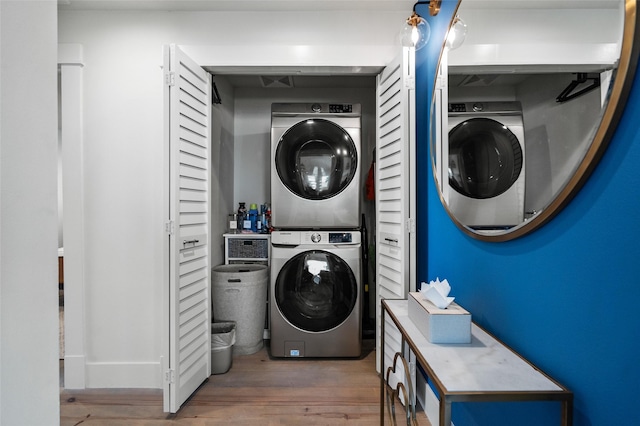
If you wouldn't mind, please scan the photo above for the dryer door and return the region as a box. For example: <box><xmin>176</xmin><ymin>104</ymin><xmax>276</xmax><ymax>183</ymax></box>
<box><xmin>274</xmin><ymin>250</ymin><xmax>357</xmax><ymax>332</ymax></box>
<box><xmin>449</xmin><ymin>117</ymin><xmax>523</xmax><ymax>199</ymax></box>
<box><xmin>275</xmin><ymin>119</ymin><xmax>358</xmax><ymax>200</ymax></box>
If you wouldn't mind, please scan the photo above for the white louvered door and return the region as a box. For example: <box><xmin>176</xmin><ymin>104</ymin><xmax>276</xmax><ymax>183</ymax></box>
<box><xmin>163</xmin><ymin>44</ymin><xmax>212</xmax><ymax>413</ymax></box>
<box><xmin>375</xmin><ymin>47</ymin><xmax>417</xmax><ymax>375</ymax></box>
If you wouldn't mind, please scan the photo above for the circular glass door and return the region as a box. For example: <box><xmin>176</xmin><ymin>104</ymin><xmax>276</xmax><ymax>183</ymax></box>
<box><xmin>275</xmin><ymin>119</ymin><xmax>357</xmax><ymax>200</ymax></box>
<box><xmin>275</xmin><ymin>250</ymin><xmax>357</xmax><ymax>332</ymax></box>
<box><xmin>449</xmin><ymin>117</ymin><xmax>523</xmax><ymax>199</ymax></box>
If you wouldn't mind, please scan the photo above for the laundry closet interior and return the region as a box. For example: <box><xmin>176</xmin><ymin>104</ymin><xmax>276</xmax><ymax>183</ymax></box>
<box><xmin>206</xmin><ymin>72</ymin><xmax>379</xmax><ymax>353</ymax></box>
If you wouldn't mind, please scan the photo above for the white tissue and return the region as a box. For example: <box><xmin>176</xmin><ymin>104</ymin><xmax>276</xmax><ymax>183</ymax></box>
<box><xmin>420</xmin><ymin>278</ymin><xmax>455</xmax><ymax>309</ymax></box>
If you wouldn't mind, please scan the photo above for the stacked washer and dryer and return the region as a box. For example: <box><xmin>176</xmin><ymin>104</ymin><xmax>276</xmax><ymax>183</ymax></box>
<box><xmin>269</xmin><ymin>103</ymin><xmax>362</xmax><ymax>358</ymax></box>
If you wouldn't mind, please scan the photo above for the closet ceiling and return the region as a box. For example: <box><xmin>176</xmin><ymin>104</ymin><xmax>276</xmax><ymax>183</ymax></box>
<box><xmin>208</xmin><ymin>73</ymin><xmax>377</xmax><ymax>89</ymax></box>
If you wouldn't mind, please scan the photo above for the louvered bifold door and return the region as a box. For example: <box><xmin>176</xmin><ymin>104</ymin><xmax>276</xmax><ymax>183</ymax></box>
<box><xmin>164</xmin><ymin>44</ymin><xmax>212</xmax><ymax>413</ymax></box>
<box><xmin>375</xmin><ymin>47</ymin><xmax>416</xmax><ymax>374</ymax></box>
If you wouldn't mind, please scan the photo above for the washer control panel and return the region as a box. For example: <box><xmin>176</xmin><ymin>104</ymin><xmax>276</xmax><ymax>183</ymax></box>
<box><xmin>304</xmin><ymin>231</ymin><xmax>359</xmax><ymax>245</ymax></box>
<box><xmin>307</xmin><ymin>232</ymin><xmax>353</xmax><ymax>244</ymax></box>
<box><xmin>449</xmin><ymin>102</ymin><xmax>468</xmax><ymax>113</ymax></box>
<box><xmin>272</xmin><ymin>230</ymin><xmax>360</xmax><ymax>245</ymax></box>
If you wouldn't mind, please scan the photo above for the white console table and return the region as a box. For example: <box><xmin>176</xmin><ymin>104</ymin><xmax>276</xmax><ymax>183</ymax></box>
<box><xmin>380</xmin><ymin>299</ymin><xmax>573</xmax><ymax>426</ymax></box>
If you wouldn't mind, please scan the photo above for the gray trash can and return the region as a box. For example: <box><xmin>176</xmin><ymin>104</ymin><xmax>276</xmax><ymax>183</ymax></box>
<box><xmin>211</xmin><ymin>321</ymin><xmax>235</xmax><ymax>374</ymax></box>
<box><xmin>211</xmin><ymin>264</ymin><xmax>268</xmax><ymax>355</ymax></box>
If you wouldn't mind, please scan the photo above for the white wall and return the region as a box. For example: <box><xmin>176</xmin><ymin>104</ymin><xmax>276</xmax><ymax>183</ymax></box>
<box><xmin>59</xmin><ymin>12</ymin><xmax>166</xmax><ymax>388</ymax></box>
<box><xmin>58</xmin><ymin>7</ymin><xmax>405</xmax><ymax>388</ymax></box>
<box><xmin>0</xmin><ymin>1</ymin><xmax>60</xmax><ymax>424</ymax></box>
<box><xmin>210</xmin><ymin>75</ymin><xmax>235</xmax><ymax>266</ymax></box>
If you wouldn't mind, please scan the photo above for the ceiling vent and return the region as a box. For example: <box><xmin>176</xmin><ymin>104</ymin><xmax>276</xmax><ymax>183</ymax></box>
<box><xmin>260</xmin><ymin>75</ymin><xmax>294</xmax><ymax>88</ymax></box>
<box><xmin>457</xmin><ymin>74</ymin><xmax>500</xmax><ymax>87</ymax></box>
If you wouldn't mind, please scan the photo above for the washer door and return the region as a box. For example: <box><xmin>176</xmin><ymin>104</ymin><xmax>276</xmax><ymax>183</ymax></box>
<box><xmin>449</xmin><ymin>117</ymin><xmax>523</xmax><ymax>199</ymax></box>
<box><xmin>275</xmin><ymin>119</ymin><xmax>358</xmax><ymax>200</ymax></box>
<box><xmin>275</xmin><ymin>250</ymin><xmax>357</xmax><ymax>332</ymax></box>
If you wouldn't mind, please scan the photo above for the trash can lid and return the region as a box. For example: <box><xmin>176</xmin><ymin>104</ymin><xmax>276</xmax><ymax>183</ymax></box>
<box><xmin>212</xmin><ymin>264</ymin><xmax>267</xmax><ymax>273</ymax></box>
<box><xmin>211</xmin><ymin>321</ymin><xmax>236</xmax><ymax>334</ymax></box>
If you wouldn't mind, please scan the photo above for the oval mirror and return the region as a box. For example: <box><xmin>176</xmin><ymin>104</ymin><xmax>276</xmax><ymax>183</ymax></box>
<box><xmin>430</xmin><ymin>0</ymin><xmax>639</xmax><ymax>241</ymax></box>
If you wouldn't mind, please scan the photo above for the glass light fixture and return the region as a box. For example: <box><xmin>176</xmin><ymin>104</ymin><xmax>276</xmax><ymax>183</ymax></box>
<box><xmin>400</xmin><ymin>1</ymin><xmax>441</xmax><ymax>51</ymax></box>
<box><xmin>446</xmin><ymin>16</ymin><xmax>468</xmax><ymax>50</ymax></box>
<box><xmin>401</xmin><ymin>11</ymin><xmax>431</xmax><ymax>51</ymax></box>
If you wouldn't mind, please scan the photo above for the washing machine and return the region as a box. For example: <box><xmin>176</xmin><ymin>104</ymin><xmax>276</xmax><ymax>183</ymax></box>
<box><xmin>270</xmin><ymin>230</ymin><xmax>361</xmax><ymax>358</ymax></box>
<box><xmin>447</xmin><ymin>101</ymin><xmax>526</xmax><ymax>230</ymax></box>
<box><xmin>271</xmin><ymin>103</ymin><xmax>361</xmax><ymax>229</ymax></box>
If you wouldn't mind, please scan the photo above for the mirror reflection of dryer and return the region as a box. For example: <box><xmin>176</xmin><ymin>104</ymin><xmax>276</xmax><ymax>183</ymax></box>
<box><xmin>270</xmin><ymin>230</ymin><xmax>361</xmax><ymax>358</ymax></box>
<box><xmin>271</xmin><ymin>103</ymin><xmax>361</xmax><ymax>229</ymax></box>
<box><xmin>447</xmin><ymin>101</ymin><xmax>526</xmax><ymax>231</ymax></box>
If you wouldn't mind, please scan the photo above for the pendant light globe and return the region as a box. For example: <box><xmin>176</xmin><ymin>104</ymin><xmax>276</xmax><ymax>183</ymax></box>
<box><xmin>400</xmin><ymin>12</ymin><xmax>430</xmax><ymax>51</ymax></box>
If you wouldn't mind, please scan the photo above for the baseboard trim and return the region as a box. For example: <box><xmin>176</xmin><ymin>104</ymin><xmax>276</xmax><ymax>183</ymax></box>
<box><xmin>63</xmin><ymin>355</ymin><xmax>86</xmax><ymax>389</ymax></box>
<box><xmin>85</xmin><ymin>361</ymin><xmax>161</xmax><ymax>388</ymax></box>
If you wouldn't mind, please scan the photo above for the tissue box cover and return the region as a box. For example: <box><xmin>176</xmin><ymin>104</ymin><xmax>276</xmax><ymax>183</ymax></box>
<box><xmin>408</xmin><ymin>292</ymin><xmax>471</xmax><ymax>344</ymax></box>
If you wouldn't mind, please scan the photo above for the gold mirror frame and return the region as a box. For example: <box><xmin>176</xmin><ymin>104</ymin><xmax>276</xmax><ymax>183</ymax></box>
<box><xmin>431</xmin><ymin>0</ymin><xmax>640</xmax><ymax>242</ymax></box>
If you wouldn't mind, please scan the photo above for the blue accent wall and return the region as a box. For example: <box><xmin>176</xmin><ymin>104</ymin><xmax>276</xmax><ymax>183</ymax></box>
<box><xmin>416</xmin><ymin>1</ymin><xmax>640</xmax><ymax>424</ymax></box>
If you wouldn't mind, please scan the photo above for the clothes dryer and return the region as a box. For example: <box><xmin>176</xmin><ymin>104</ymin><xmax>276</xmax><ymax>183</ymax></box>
<box><xmin>271</xmin><ymin>103</ymin><xmax>361</xmax><ymax>229</ymax></box>
<box><xmin>447</xmin><ymin>101</ymin><xmax>526</xmax><ymax>230</ymax></box>
<box><xmin>270</xmin><ymin>230</ymin><xmax>361</xmax><ymax>358</ymax></box>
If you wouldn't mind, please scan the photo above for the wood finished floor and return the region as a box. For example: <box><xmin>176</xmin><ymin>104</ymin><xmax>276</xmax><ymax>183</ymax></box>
<box><xmin>60</xmin><ymin>339</ymin><xmax>430</xmax><ymax>425</ymax></box>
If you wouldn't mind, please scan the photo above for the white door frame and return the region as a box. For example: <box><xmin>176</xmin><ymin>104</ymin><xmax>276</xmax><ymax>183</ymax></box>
<box><xmin>59</xmin><ymin>43</ymin><xmax>87</xmax><ymax>389</ymax></box>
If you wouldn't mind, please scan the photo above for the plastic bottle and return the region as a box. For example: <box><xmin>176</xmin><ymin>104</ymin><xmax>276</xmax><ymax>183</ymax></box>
<box><xmin>228</xmin><ymin>213</ymin><xmax>239</xmax><ymax>234</ymax></box>
<box><xmin>265</xmin><ymin>205</ymin><xmax>272</xmax><ymax>233</ymax></box>
<box><xmin>237</xmin><ymin>202</ymin><xmax>247</xmax><ymax>231</ymax></box>
<box><xmin>249</xmin><ymin>203</ymin><xmax>258</xmax><ymax>233</ymax></box>
<box><xmin>259</xmin><ymin>204</ymin><xmax>267</xmax><ymax>234</ymax></box>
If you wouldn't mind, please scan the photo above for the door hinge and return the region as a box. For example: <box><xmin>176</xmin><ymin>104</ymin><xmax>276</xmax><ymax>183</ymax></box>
<box><xmin>435</xmin><ymin>73</ymin><xmax>447</xmax><ymax>90</ymax></box>
<box><xmin>165</xmin><ymin>220</ymin><xmax>175</xmax><ymax>235</ymax></box>
<box><xmin>165</xmin><ymin>71</ymin><xmax>176</xmax><ymax>87</ymax></box>
<box><xmin>164</xmin><ymin>369</ymin><xmax>175</xmax><ymax>384</ymax></box>
<box><xmin>406</xmin><ymin>218</ymin><xmax>416</xmax><ymax>234</ymax></box>
<box><xmin>404</xmin><ymin>75</ymin><xmax>415</xmax><ymax>90</ymax></box>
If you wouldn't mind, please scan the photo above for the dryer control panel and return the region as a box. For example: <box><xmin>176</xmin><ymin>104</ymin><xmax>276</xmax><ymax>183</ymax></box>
<box><xmin>448</xmin><ymin>101</ymin><xmax>522</xmax><ymax>116</ymax></box>
<box><xmin>328</xmin><ymin>104</ymin><xmax>353</xmax><ymax>113</ymax></box>
<box><xmin>328</xmin><ymin>232</ymin><xmax>352</xmax><ymax>243</ymax></box>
